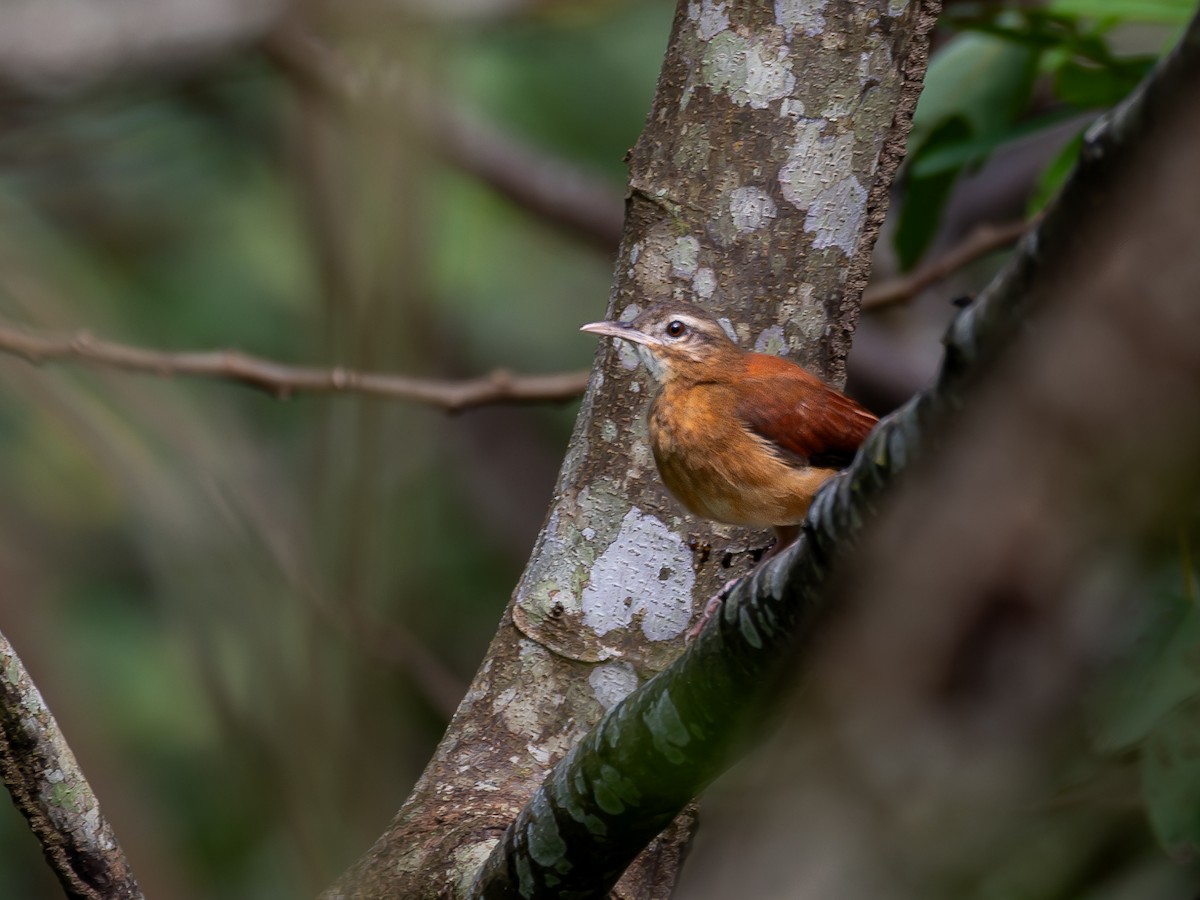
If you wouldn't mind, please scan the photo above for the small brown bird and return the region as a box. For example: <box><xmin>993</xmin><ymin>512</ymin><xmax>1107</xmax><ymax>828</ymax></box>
<box><xmin>581</xmin><ymin>301</ymin><xmax>877</xmax><ymax>558</ymax></box>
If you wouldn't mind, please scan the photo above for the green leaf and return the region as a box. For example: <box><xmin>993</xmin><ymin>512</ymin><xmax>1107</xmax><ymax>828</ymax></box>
<box><xmin>1047</xmin><ymin>0</ymin><xmax>1195</xmax><ymax>25</ymax></box>
<box><xmin>895</xmin><ymin>118</ymin><xmax>970</xmax><ymax>269</ymax></box>
<box><xmin>953</xmin><ymin>19</ymin><xmax>1078</xmax><ymax>54</ymax></box>
<box><xmin>911</xmin><ymin>32</ymin><xmax>1039</xmax><ymax>147</ymax></box>
<box><xmin>1092</xmin><ymin>595</ymin><xmax>1200</xmax><ymax>754</ymax></box>
<box><xmin>1142</xmin><ymin>697</ymin><xmax>1200</xmax><ymax>860</ymax></box>
<box><xmin>910</xmin><ymin>108</ymin><xmax>1084</xmax><ymax>178</ymax></box>
<box><xmin>899</xmin><ymin>31</ymin><xmax>1039</xmax><ymax>269</ymax></box>
<box><xmin>1054</xmin><ymin>58</ymin><xmax>1155</xmax><ymax>108</ymax></box>
<box><xmin>1028</xmin><ymin>130</ymin><xmax>1084</xmax><ymax>215</ymax></box>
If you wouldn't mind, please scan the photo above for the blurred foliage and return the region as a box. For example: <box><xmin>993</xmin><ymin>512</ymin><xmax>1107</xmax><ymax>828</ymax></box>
<box><xmin>899</xmin><ymin>0</ymin><xmax>1177</xmax><ymax>267</ymax></box>
<box><xmin>1089</xmin><ymin>537</ymin><xmax>1200</xmax><ymax>865</ymax></box>
<box><xmin>0</xmin><ymin>1</ymin><xmax>668</xmax><ymax>896</ymax></box>
<box><xmin>910</xmin><ymin>8</ymin><xmax>1200</xmax><ymax>895</ymax></box>
<box><xmin>0</xmin><ymin>0</ymin><xmax>1196</xmax><ymax>898</ymax></box>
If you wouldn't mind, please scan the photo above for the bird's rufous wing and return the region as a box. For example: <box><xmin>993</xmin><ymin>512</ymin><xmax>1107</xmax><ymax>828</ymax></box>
<box><xmin>734</xmin><ymin>353</ymin><xmax>877</xmax><ymax>469</ymax></box>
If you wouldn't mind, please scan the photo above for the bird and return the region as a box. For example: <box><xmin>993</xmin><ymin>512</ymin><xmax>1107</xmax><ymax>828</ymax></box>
<box><xmin>581</xmin><ymin>301</ymin><xmax>877</xmax><ymax>631</ymax></box>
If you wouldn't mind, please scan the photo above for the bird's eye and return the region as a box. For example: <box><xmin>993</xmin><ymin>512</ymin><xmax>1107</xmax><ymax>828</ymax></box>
<box><xmin>666</xmin><ymin>320</ymin><xmax>687</xmax><ymax>338</ymax></box>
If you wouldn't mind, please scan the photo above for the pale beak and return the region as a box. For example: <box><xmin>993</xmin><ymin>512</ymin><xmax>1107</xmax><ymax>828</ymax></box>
<box><xmin>580</xmin><ymin>320</ymin><xmax>655</xmax><ymax>346</ymax></box>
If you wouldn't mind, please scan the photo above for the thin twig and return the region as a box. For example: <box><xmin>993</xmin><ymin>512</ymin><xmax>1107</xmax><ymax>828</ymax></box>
<box><xmin>862</xmin><ymin>217</ymin><xmax>1033</xmax><ymax>310</ymax></box>
<box><xmin>262</xmin><ymin>23</ymin><xmax>625</xmax><ymax>252</ymax></box>
<box><xmin>0</xmin><ymin>223</ymin><xmax>1029</xmax><ymax>420</ymax></box>
<box><xmin>0</xmin><ymin>324</ymin><xmax>590</xmax><ymax>412</ymax></box>
<box><xmin>0</xmin><ymin>629</ymin><xmax>143</xmax><ymax>900</ymax></box>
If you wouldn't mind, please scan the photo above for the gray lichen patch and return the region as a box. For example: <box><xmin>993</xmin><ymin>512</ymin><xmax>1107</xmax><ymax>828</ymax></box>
<box><xmin>778</xmin><ymin>121</ymin><xmax>868</xmax><ymax>256</ymax></box>
<box><xmin>687</xmin><ymin>0</ymin><xmax>730</xmax><ymax>41</ymax></box>
<box><xmin>806</xmin><ymin>177</ymin><xmax>868</xmax><ymax>254</ymax></box>
<box><xmin>672</xmin><ymin>121</ymin><xmax>713</xmax><ymax>175</ymax></box>
<box><xmin>490</xmin><ymin>640</ymin><xmax>595</xmax><ymax>765</ymax></box>
<box><xmin>779</xmin><ymin>121</ymin><xmax>855</xmax><ymax>211</ymax></box>
<box><xmin>511</xmin><ymin>485</ymin><xmax>619</xmax><ymax>658</ymax></box>
<box><xmin>452</xmin><ymin>839</ymin><xmax>499</xmax><ymax>894</ymax></box>
<box><xmin>778</xmin><ymin>284</ymin><xmax>826</xmax><ymax>353</ymax></box>
<box><xmin>670</xmin><ymin>235</ymin><xmax>701</xmax><ymax>277</ymax></box>
<box><xmin>588</xmin><ymin>661</ymin><xmax>640</xmax><ymax>711</ymax></box>
<box><xmin>729</xmin><ymin>186</ymin><xmax>778</xmax><ymax>234</ymax></box>
<box><xmin>613</xmin><ymin>339</ymin><xmax>643</xmax><ymax>372</ymax></box>
<box><xmin>490</xmin><ymin>642</ymin><xmax>565</xmax><ymax>735</ymax></box>
<box><xmin>632</xmin><ymin>221</ymin><xmax>693</xmax><ymax>301</ymax></box>
<box><xmin>514</xmin><ymin>471</ymin><xmax>688</xmax><ymax>665</ymax></box>
<box><xmin>625</xmin><ymin>435</ymin><xmax>656</xmax><ymax>482</ymax></box>
<box><xmin>701</xmin><ymin>30</ymin><xmax>796</xmax><ymax>110</ymax></box>
<box><xmin>609</xmin><ymin>302</ymin><xmax>646</xmax><ymax>371</ymax></box>
<box><xmin>775</xmin><ymin>0</ymin><xmax>828</xmax><ymax>40</ymax></box>
<box><xmin>858</xmin><ymin>30</ymin><xmax>896</xmax><ymax>86</ymax></box>
<box><xmin>580</xmin><ymin>507</ymin><xmax>694</xmax><ymax>642</ymax></box>
<box><xmin>754</xmin><ymin>324</ymin><xmax>787</xmax><ymax>355</ymax></box>
<box><xmin>517</xmin><ymin>509</ymin><xmax>578</xmax><ymax>615</ymax></box>
<box><xmin>716</xmin><ymin>316</ymin><xmax>740</xmax><ymax>343</ymax></box>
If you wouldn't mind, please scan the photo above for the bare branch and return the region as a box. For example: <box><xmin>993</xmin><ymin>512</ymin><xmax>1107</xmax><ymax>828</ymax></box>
<box><xmin>0</xmin><ymin>323</ymin><xmax>589</xmax><ymax>412</ymax></box>
<box><xmin>862</xmin><ymin>217</ymin><xmax>1032</xmax><ymax>310</ymax></box>
<box><xmin>0</xmin><ymin>628</ymin><xmax>143</xmax><ymax>900</ymax></box>
<box><xmin>262</xmin><ymin>23</ymin><xmax>625</xmax><ymax>252</ymax></box>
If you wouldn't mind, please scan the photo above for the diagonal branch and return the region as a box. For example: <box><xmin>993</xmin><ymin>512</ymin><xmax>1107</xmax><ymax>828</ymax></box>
<box><xmin>469</xmin><ymin>7</ymin><xmax>1200</xmax><ymax>896</ymax></box>
<box><xmin>0</xmin><ymin>629</ymin><xmax>143</xmax><ymax>900</ymax></box>
<box><xmin>0</xmin><ymin>323</ymin><xmax>589</xmax><ymax>412</ymax></box>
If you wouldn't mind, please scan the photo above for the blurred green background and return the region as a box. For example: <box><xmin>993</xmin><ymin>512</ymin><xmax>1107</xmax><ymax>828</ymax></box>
<box><xmin>0</xmin><ymin>0</ymin><xmax>1193</xmax><ymax>897</ymax></box>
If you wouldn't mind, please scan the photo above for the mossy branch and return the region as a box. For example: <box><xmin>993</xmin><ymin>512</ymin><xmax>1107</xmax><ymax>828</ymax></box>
<box><xmin>0</xmin><ymin>629</ymin><xmax>143</xmax><ymax>900</ymax></box>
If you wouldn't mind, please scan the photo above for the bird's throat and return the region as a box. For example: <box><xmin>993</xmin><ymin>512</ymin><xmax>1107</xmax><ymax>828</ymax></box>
<box><xmin>633</xmin><ymin>342</ymin><xmax>669</xmax><ymax>383</ymax></box>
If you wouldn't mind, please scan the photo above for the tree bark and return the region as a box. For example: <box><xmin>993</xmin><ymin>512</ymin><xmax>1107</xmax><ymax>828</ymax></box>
<box><xmin>327</xmin><ymin>1</ymin><xmax>938</xmax><ymax>896</ymax></box>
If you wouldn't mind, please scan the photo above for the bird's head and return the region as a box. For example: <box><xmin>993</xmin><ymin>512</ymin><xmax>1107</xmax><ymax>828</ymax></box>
<box><xmin>580</xmin><ymin>302</ymin><xmax>741</xmax><ymax>384</ymax></box>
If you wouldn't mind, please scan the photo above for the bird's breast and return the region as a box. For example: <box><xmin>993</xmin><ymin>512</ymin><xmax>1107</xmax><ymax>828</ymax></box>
<box><xmin>648</xmin><ymin>383</ymin><xmax>832</xmax><ymax>529</ymax></box>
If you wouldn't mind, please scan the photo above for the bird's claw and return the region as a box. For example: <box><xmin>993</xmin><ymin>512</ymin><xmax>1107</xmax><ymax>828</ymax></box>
<box><xmin>686</xmin><ymin>575</ymin><xmax>742</xmax><ymax>642</ymax></box>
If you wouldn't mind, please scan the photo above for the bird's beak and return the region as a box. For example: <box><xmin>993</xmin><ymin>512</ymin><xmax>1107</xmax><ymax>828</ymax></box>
<box><xmin>579</xmin><ymin>320</ymin><xmax>655</xmax><ymax>346</ymax></box>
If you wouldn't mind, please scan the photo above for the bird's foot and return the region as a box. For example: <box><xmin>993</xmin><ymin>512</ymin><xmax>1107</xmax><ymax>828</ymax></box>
<box><xmin>686</xmin><ymin>575</ymin><xmax>743</xmax><ymax>642</ymax></box>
